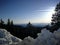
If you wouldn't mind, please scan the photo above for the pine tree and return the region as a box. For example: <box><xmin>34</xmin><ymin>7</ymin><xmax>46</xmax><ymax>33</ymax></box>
<box><xmin>11</xmin><ymin>20</ymin><xmax>13</xmax><ymax>26</ymax></box>
<box><xmin>7</xmin><ymin>19</ymin><xmax>10</xmax><ymax>25</ymax></box>
<box><xmin>51</xmin><ymin>2</ymin><xmax>60</xmax><ymax>25</ymax></box>
<box><xmin>55</xmin><ymin>2</ymin><xmax>60</xmax><ymax>11</ymax></box>
<box><xmin>27</xmin><ymin>22</ymin><xmax>33</xmax><ymax>28</ymax></box>
<box><xmin>0</xmin><ymin>19</ymin><xmax>4</xmax><ymax>25</ymax></box>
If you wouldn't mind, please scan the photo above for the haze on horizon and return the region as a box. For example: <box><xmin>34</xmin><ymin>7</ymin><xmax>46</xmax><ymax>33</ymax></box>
<box><xmin>0</xmin><ymin>0</ymin><xmax>60</xmax><ymax>24</ymax></box>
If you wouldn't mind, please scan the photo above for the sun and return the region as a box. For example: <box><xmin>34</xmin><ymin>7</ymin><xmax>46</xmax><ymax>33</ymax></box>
<box><xmin>44</xmin><ymin>7</ymin><xmax>55</xmax><ymax>23</ymax></box>
<box><xmin>51</xmin><ymin>10</ymin><xmax>55</xmax><ymax>14</ymax></box>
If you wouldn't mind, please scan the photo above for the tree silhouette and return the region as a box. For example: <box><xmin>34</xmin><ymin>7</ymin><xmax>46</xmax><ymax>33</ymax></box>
<box><xmin>7</xmin><ymin>19</ymin><xmax>10</xmax><ymax>25</ymax></box>
<box><xmin>50</xmin><ymin>2</ymin><xmax>60</xmax><ymax>31</ymax></box>
<box><xmin>55</xmin><ymin>2</ymin><xmax>60</xmax><ymax>11</ymax></box>
<box><xmin>11</xmin><ymin>20</ymin><xmax>13</xmax><ymax>26</ymax></box>
<box><xmin>51</xmin><ymin>2</ymin><xmax>60</xmax><ymax>25</ymax></box>
<box><xmin>27</xmin><ymin>22</ymin><xmax>32</xmax><ymax>27</ymax></box>
<box><xmin>0</xmin><ymin>19</ymin><xmax>4</xmax><ymax>25</ymax></box>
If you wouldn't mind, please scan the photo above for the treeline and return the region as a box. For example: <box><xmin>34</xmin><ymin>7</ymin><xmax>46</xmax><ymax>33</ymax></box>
<box><xmin>0</xmin><ymin>19</ymin><xmax>13</xmax><ymax>26</ymax></box>
<box><xmin>0</xmin><ymin>19</ymin><xmax>43</xmax><ymax>39</ymax></box>
<box><xmin>0</xmin><ymin>18</ymin><xmax>60</xmax><ymax>39</ymax></box>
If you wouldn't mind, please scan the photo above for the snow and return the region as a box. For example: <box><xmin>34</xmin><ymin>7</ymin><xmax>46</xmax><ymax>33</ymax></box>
<box><xmin>20</xmin><ymin>36</ymin><xmax>35</xmax><ymax>45</ymax></box>
<box><xmin>20</xmin><ymin>28</ymin><xmax>60</xmax><ymax>45</ymax></box>
<box><xmin>0</xmin><ymin>28</ymin><xmax>60</xmax><ymax>45</ymax></box>
<box><xmin>0</xmin><ymin>29</ymin><xmax>22</xmax><ymax>45</ymax></box>
<box><xmin>35</xmin><ymin>28</ymin><xmax>60</xmax><ymax>45</ymax></box>
<box><xmin>35</xmin><ymin>29</ymin><xmax>56</xmax><ymax>45</ymax></box>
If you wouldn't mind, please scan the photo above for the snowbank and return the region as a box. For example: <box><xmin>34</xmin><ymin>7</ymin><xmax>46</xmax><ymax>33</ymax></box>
<box><xmin>20</xmin><ymin>28</ymin><xmax>60</xmax><ymax>45</ymax></box>
<box><xmin>35</xmin><ymin>29</ymin><xmax>56</xmax><ymax>45</ymax></box>
<box><xmin>0</xmin><ymin>28</ymin><xmax>60</xmax><ymax>45</ymax></box>
<box><xmin>20</xmin><ymin>36</ymin><xmax>35</xmax><ymax>45</ymax></box>
<box><xmin>0</xmin><ymin>29</ymin><xmax>22</xmax><ymax>45</ymax></box>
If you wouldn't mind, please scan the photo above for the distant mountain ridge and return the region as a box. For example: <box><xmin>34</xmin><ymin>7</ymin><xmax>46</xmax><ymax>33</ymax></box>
<box><xmin>14</xmin><ymin>23</ymin><xmax>50</xmax><ymax>27</ymax></box>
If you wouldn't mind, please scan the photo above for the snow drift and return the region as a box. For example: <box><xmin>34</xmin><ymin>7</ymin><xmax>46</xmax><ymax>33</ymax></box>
<box><xmin>21</xmin><ymin>28</ymin><xmax>60</xmax><ymax>45</ymax></box>
<box><xmin>0</xmin><ymin>29</ymin><xmax>22</xmax><ymax>45</ymax></box>
<box><xmin>0</xmin><ymin>28</ymin><xmax>60</xmax><ymax>45</ymax></box>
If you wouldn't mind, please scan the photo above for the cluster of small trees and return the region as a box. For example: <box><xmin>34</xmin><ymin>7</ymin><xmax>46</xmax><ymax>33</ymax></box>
<box><xmin>7</xmin><ymin>19</ymin><xmax>13</xmax><ymax>26</ymax></box>
<box><xmin>0</xmin><ymin>19</ymin><xmax>13</xmax><ymax>26</ymax></box>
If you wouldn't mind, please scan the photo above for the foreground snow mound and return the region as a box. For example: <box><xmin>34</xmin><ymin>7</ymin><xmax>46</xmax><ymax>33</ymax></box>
<box><xmin>20</xmin><ymin>28</ymin><xmax>60</xmax><ymax>45</ymax></box>
<box><xmin>53</xmin><ymin>28</ymin><xmax>60</xmax><ymax>45</ymax></box>
<box><xmin>0</xmin><ymin>29</ymin><xmax>22</xmax><ymax>45</ymax></box>
<box><xmin>0</xmin><ymin>28</ymin><xmax>60</xmax><ymax>45</ymax></box>
<box><xmin>20</xmin><ymin>36</ymin><xmax>35</xmax><ymax>45</ymax></box>
<box><xmin>35</xmin><ymin>28</ymin><xmax>60</xmax><ymax>45</ymax></box>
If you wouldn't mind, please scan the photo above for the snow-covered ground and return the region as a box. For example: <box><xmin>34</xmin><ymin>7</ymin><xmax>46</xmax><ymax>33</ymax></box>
<box><xmin>0</xmin><ymin>28</ymin><xmax>60</xmax><ymax>45</ymax></box>
<box><xmin>0</xmin><ymin>29</ymin><xmax>22</xmax><ymax>45</ymax></box>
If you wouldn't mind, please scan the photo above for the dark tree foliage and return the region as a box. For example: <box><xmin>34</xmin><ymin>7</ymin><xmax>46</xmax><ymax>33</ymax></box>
<box><xmin>27</xmin><ymin>22</ymin><xmax>33</xmax><ymax>27</ymax></box>
<box><xmin>7</xmin><ymin>19</ymin><xmax>10</xmax><ymax>25</ymax></box>
<box><xmin>0</xmin><ymin>19</ymin><xmax>4</xmax><ymax>28</ymax></box>
<box><xmin>51</xmin><ymin>2</ymin><xmax>60</xmax><ymax>32</ymax></box>
<box><xmin>11</xmin><ymin>20</ymin><xmax>13</xmax><ymax>26</ymax></box>
<box><xmin>0</xmin><ymin>19</ymin><xmax>43</xmax><ymax>39</ymax></box>
<box><xmin>0</xmin><ymin>19</ymin><xmax>4</xmax><ymax>25</ymax></box>
<box><xmin>51</xmin><ymin>2</ymin><xmax>60</xmax><ymax>25</ymax></box>
<box><xmin>55</xmin><ymin>2</ymin><xmax>60</xmax><ymax>11</ymax></box>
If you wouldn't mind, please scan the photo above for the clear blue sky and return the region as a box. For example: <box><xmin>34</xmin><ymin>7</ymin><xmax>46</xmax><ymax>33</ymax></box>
<box><xmin>0</xmin><ymin>0</ymin><xmax>60</xmax><ymax>24</ymax></box>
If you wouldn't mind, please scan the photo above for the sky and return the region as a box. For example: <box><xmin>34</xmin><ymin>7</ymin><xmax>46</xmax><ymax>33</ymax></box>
<box><xmin>0</xmin><ymin>0</ymin><xmax>60</xmax><ymax>24</ymax></box>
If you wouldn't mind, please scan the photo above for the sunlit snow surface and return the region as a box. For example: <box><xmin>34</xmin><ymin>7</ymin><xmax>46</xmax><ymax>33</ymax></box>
<box><xmin>0</xmin><ymin>28</ymin><xmax>60</xmax><ymax>45</ymax></box>
<box><xmin>0</xmin><ymin>29</ymin><xmax>22</xmax><ymax>45</ymax></box>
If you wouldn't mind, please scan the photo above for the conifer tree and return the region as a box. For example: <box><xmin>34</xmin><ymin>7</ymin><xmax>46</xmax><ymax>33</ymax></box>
<box><xmin>7</xmin><ymin>19</ymin><xmax>10</xmax><ymax>25</ymax></box>
<box><xmin>11</xmin><ymin>20</ymin><xmax>13</xmax><ymax>26</ymax></box>
<box><xmin>0</xmin><ymin>19</ymin><xmax>4</xmax><ymax>25</ymax></box>
<box><xmin>51</xmin><ymin>2</ymin><xmax>60</xmax><ymax>25</ymax></box>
